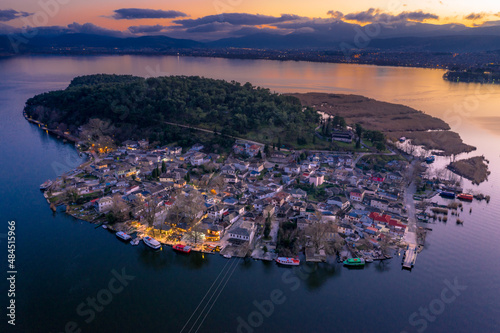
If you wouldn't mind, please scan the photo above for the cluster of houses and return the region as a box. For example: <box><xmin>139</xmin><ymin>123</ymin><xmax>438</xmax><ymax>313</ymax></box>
<box><xmin>49</xmin><ymin>138</ymin><xmax>412</xmax><ymax>258</ymax></box>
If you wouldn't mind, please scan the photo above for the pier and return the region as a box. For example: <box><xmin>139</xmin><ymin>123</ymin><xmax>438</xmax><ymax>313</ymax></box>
<box><xmin>402</xmin><ymin>244</ymin><xmax>417</xmax><ymax>269</ymax></box>
<box><xmin>402</xmin><ymin>166</ymin><xmax>419</xmax><ymax>270</ymax></box>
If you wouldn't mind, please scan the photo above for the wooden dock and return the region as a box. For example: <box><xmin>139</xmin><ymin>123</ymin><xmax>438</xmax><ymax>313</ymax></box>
<box><xmin>402</xmin><ymin>244</ymin><xmax>417</xmax><ymax>269</ymax></box>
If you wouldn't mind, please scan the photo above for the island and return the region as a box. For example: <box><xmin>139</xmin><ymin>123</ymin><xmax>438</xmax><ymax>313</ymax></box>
<box><xmin>25</xmin><ymin>74</ymin><xmax>486</xmax><ymax>269</ymax></box>
<box><xmin>447</xmin><ymin>156</ymin><xmax>490</xmax><ymax>185</ymax></box>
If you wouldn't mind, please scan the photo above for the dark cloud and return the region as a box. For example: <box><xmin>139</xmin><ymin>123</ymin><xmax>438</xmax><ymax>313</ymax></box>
<box><xmin>344</xmin><ymin>8</ymin><xmax>381</xmax><ymax>23</ymax></box>
<box><xmin>0</xmin><ymin>9</ymin><xmax>32</xmax><ymax>22</ymax></box>
<box><xmin>67</xmin><ymin>22</ymin><xmax>125</xmax><ymax>37</ymax></box>
<box><xmin>173</xmin><ymin>13</ymin><xmax>302</xmax><ymax>28</ymax></box>
<box><xmin>112</xmin><ymin>8</ymin><xmax>187</xmax><ymax>20</ymax></box>
<box><xmin>128</xmin><ymin>24</ymin><xmax>166</xmax><ymax>34</ymax></box>
<box><xmin>477</xmin><ymin>20</ymin><xmax>500</xmax><ymax>27</ymax></box>
<box><xmin>185</xmin><ymin>22</ymin><xmax>233</xmax><ymax>33</ymax></box>
<box><xmin>274</xmin><ymin>18</ymin><xmax>354</xmax><ymax>32</ymax></box>
<box><xmin>233</xmin><ymin>26</ymin><xmax>286</xmax><ymax>36</ymax></box>
<box><xmin>464</xmin><ymin>13</ymin><xmax>485</xmax><ymax>20</ymax></box>
<box><xmin>344</xmin><ymin>8</ymin><xmax>438</xmax><ymax>24</ymax></box>
<box><xmin>0</xmin><ymin>22</ymin><xmax>20</xmax><ymax>33</ymax></box>
<box><xmin>327</xmin><ymin>11</ymin><xmax>344</xmax><ymax>20</ymax></box>
<box><xmin>401</xmin><ymin>11</ymin><xmax>439</xmax><ymax>22</ymax></box>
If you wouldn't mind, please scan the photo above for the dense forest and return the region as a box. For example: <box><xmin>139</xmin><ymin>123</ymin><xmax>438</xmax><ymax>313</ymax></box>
<box><xmin>25</xmin><ymin>74</ymin><xmax>320</xmax><ymax>148</ymax></box>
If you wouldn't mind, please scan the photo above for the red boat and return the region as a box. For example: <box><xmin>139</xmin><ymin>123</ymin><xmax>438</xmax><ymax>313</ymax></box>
<box><xmin>457</xmin><ymin>193</ymin><xmax>473</xmax><ymax>201</ymax></box>
<box><xmin>275</xmin><ymin>257</ymin><xmax>300</xmax><ymax>266</ymax></box>
<box><xmin>173</xmin><ymin>244</ymin><xmax>192</xmax><ymax>253</ymax></box>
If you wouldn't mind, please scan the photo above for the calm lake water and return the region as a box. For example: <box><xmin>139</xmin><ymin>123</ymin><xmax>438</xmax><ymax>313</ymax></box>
<box><xmin>0</xmin><ymin>55</ymin><xmax>499</xmax><ymax>333</ymax></box>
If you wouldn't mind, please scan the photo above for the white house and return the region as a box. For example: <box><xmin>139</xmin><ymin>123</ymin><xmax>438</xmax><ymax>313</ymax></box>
<box><xmin>248</xmin><ymin>163</ymin><xmax>264</xmax><ymax>172</ymax></box>
<box><xmin>371</xmin><ymin>198</ymin><xmax>390</xmax><ymax>211</ymax></box>
<box><xmin>228</xmin><ymin>221</ymin><xmax>256</xmax><ymax>243</ymax></box>
<box><xmin>327</xmin><ymin>196</ymin><xmax>350</xmax><ymax>210</ymax></box>
<box><xmin>350</xmin><ymin>189</ymin><xmax>365</xmax><ymax>202</ymax></box>
<box><xmin>97</xmin><ymin>196</ymin><xmax>113</xmax><ymax>213</ymax></box>
<box><xmin>284</xmin><ymin>164</ymin><xmax>301</xmax><ymax>174</ymax></box>
<box><xmin>309</xmin><ymin>174</ymin><xmax>324</xmax><ymax>187</ymax></box>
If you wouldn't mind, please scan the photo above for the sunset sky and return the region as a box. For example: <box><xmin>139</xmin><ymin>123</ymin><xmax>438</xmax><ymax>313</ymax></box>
<box><xmin>2</xmin><ymin>0</ymin><xmax>500</xmax><ymax>40</ymax></box>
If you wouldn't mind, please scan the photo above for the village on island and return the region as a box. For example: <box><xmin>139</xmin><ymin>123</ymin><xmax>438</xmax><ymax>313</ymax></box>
<box><xmin>34</xmin><ymin>116</ymin><xmax>483</xmax><ymax>270</ymax></box>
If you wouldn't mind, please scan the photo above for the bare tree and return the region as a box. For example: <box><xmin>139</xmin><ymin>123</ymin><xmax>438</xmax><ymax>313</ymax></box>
<box><xmin>167</xmin><ymin>190</ymin><xmax>206</xmax><ymax>243</ymax></box>
<box><xmin>208</xmin><ymin>174</ymin><xmax>225</xmax><ymax>195</ymax></box>
<box><xmin>63</xmin><ymin>187</ymin><xmax>78</xmax><ymax>204</ymax></box>
<box><xmin>306</xmin><ymin>219</ymin><xmax>336</xmax><ymax>254</ymax></box>
<box><xmin>110</xmin><ymin>194</ymin><xmax>130</xmax><ymax>222</ymax></box>
<box><xmin>142</xmin><ymin>195</ymin><xmax>163</xmax><ymax>237</ymax></box>
<box><xmin>79</xmin><ymin>118</ymin><xmax>116</xmax><ymax>152</ymax></box>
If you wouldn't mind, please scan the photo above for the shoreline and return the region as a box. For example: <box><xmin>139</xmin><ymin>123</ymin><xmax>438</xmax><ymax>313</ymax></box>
<box><xmin>24</xmin><ymin>111</ymin><xmax>80</xmax><ymax>143</ymax></box>
<box><xmin>0</xmin><ymin>51</ymin><xmax>459</xmax><ymax>74</ymax></box>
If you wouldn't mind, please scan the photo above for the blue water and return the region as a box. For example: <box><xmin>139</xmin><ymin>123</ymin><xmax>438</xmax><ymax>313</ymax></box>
<box><xmin>1</xmin><ymin>55</ymin><xmax>499</xmax><ymax>333</ymax></box>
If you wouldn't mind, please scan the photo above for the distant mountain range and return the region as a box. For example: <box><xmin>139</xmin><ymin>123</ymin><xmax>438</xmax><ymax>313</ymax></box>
<box><xmin>3</xmin><ymin>21</ymin><xmax>500</xmax><ymax>53</ymax></box>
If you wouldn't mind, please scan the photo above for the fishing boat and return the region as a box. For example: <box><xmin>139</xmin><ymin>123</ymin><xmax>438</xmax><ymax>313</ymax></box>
<box><xmin>40</xmin><ymin>180</ymin><xmax>53</xmax><ymax>190</ymax></box>
<box><xmin>457</xmin><ymin>193</ymin><xmax>473</xmax><ymax>201</ymax></box>
<box><xmin>116</xmin><ymin>231</ymin><xmax>132</xmax><ymax>242</ymax></box>
<box><xmin>440</xmin><ymin>191</ymin><xmax>456</xmax><ymax>199</ymax></box>
<box><xmin>343</xmin><ymin>258</ymin><xmax>365</xmax><ymax>266</ymax></box>
<box><xmin>173</xmin><ymin>244</ymin><xmax>192</xmax><ymax>253</ymax></box>
<box><xmin>143</xmin><ymin>236</ymin><xmax>161</xmax><ymax>250</ymax></box>
<box><xmin>275</xmin><ymin>257</ymin><xmax>300</xmax><ymax>266</ymax></box>
<box><xmin>425</xmin><ymin>156</ymin><xmax>435</xmax><ymax>164</ymax></box>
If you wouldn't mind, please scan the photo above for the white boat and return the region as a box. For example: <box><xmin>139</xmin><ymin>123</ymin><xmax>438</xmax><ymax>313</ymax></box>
<box><xmin>143</xmin><ymin>236</ymin><xmax>161</xmax><ymax>250</ymax></box>
<box><xmin>275</xmin><ymin>257</ymin><xmax>300</xmax><ymax>266</ymax></box>
<box><xmin>131</xmin><ymin>238</ymin><xmax>140</xmax><ymax>246</ymax></box>
<box><xmin>40</xmin><ymin>180</ymin><xmax>53</xmax><ymax>190</ymax></box>
<box><xmin>116</xmin><ymin>231</ymin><xmax>132</xmax><ymax>241</ymax></box>
<box><xmin>223</xmin><ymin>254</ymin><xmax>232</xmax><ymax>259</ymax></box>
<box><xmin>102</xmin><ymin>225</ymin><xmax>108</xmax><ymax>229</ymax></box>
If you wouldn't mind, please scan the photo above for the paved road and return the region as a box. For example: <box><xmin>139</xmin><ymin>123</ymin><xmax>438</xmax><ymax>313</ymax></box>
<box><xmin>403</xmin><ymin>160</ymin><xmax>418</xmax><ymax>244</ymax></box>
<box><xmin>163</xmin><ymin>121</ymin><xmax>264</xmax><ymax>146</ymax></box>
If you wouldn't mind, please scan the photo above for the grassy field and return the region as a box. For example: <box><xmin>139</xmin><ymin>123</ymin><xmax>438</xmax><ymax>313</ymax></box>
<box><xmin>289</xmin><ymin>93</ymin><xmax>475</xmax><ymax>156</ymax></box>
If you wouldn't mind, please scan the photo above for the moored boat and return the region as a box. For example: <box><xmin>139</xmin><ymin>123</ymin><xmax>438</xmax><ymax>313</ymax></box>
<box><xmin>275</xmin><ymin>257</ymin><xmax>300</xmax><ymax>266</ymax></box>
<box><xmin>440</xmin><ymin>191</ymin><xmax>456</xmax><ymax>199</ymax></box>
<box><xmin>343</xmin><ymin>258</ymin><xmax>365</xmax><ymax>266</ymax></box>
<box><xmin>116</xmin><ymin>231</ymin><xmax>132</xmax><ymax>242</ymax></box>
<box><xmin>143</xmin><ymin>236</ymin><xmax>161</xmax><ymax>250</ymax></box>
<box><xmin>40</xmin><ymin>180</ymin><xmax>53</xmax><ymax>190</ymax></box>
<box><xmin>425</xmin><ymin>156</ymin><xmax>435</xmax><ymax>163</ymax></box>
<box><xmin>173</xmin><ymin>244</ymin><xmax>192</xmax><ymax>253</ymax></box>
<box><xmin>457</xmin><ymin>193</ymin><xmax>473</xmax><ymax>201</ymax></box>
